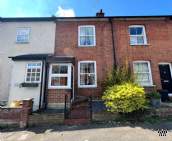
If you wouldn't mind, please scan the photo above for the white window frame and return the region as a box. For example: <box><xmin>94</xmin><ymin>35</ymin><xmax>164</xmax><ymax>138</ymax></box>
<box><xmin>129</xmin><ymin>25</ymin><xmax>147</xmax><ymax>45</ymax></box>
<box><xmin>78</xmin><ymin>61</ymin><xmax>97</xmax><ymax>88</ymax></box>
<box><xmin>133</xmin><ymin>61</ymin><xmax>153</xmax><ymax>86</ymax></box>
<box><xmin>78</xmin><ymin>25</ymin><xmax>96</xmax><ymax>47</ymax></box>
<box><xmin>48</xmin><ymin>63</ymin><xmax>72</xmax><ymax>89</ymax></box>
<box><xmin>16</xmin><ymin>28</ymin><xmax>30</xmax><ymax>43</ymax></box>
<box><xmin>25</xmin><ymin>62</ymin><xmax>42</xmax><ymax>83</ymax></box>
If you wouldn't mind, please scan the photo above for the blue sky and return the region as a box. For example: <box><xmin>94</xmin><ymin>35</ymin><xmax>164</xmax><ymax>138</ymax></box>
<box><xmin>0</xmin><ymin>0</ymin><xmax>172</xmax><ymax>17</ymax></box>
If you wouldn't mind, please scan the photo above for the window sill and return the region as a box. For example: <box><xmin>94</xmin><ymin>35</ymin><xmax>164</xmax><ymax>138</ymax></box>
<box><xmin>78</xmin><ymin>85</ymin><xmax>97</xmax><ymax>88</ymax></box>
<box><xmin>48</xmin><ymin>86</ymin><xmax>72</xmax><ymax>89</ymax></box>
<box><xmin>16</xmin><ymin>41</ymin><xmax>29</xmax><ymax>44</ymax></box>
<box><xmin>130</xmin><ymin>44</ymin><xmax>150</xmax><ymax>46</ymax></box>
<box><xmin>78</xmin><ymin>45</ymin><xmax>96</xmax><ymax>48</ymax></box>
<box><xmin>20</xmin><ymin>82</ymin><xmax>39</xmax><ymax>87</ymax></box>
<box><xmin>142</xmin><ymin>85</ymin><xmax>156</xmax><ymax>87</ymax></box>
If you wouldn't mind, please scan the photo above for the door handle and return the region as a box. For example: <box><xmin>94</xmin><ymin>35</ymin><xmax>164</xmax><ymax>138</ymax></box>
<box><xmin>163</xmin><ymin>80</ymin><xmax>169</xmax><ymax>83</ymax></box>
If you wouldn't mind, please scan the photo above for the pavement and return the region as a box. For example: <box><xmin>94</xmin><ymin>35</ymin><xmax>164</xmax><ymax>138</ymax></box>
<box><xmin>0</xmin><ymin>122</ymin><xmax>172</xmax><ymax>141</ymax></box>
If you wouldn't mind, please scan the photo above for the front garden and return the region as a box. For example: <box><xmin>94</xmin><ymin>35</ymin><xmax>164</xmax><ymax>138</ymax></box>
<box><xmin>100</xmin><ymin>65</ymin><xmax>172</xmax><ymax>123</ymax></box>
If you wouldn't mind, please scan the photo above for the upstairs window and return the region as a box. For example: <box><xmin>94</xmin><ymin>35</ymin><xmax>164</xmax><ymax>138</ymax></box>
<box><xmin>78</xmin><ymin>25</ymin><xmax>96</xmax><ymax>47</ymax></box>
<box><xmin>78</xmin><ymin>61</ymin><xmax>97</xmax><ymax>88</ymax></box>
<box><xmin>133</xmin><ymin>61</ymin><xmax>152</xmax><ymax>86</ymax></box>
<box><xmin>16</xmin><ymin>28</ymin><xmax>30</xmax><ymax>43</ymax></box>
<box><xmin>129</xmin><ymin>25</ymin><xmax>147</xmax><ymax>45</ymax></box>
<box><xmin>25</xmin><ymin>63</ymin><xmax>42</xmax><ymax>83</ymax></box>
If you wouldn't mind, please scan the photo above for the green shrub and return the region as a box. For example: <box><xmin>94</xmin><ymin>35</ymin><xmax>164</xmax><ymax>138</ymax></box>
<box><xmin>149</xmin><ymin>92</ymin><xmax>161</xmax><ymax>99</ymax></box>
<box><xmin>103</xmin><ymin>66</ymin><xmax>134</xmax><ymax>89</ymax></box>
<box><xmin>102</xmin><ymin>83</ymin><xmax>147</xmax><ymax>113</ymax></box>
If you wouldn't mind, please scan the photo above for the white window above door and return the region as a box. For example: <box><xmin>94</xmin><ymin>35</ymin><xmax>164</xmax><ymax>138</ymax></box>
<box><xmin>78</xmin><ymin>25</ymin><xmax>96</xmax><ymax>47</ymax></box>
<box><xmin>129</xmin><ymin>25</ymin><xmax>147</xmax><ymax>45</ymax></box>
<box><xmin>48</xmin><ymin>63</ymin><xmax>71</xmax><ymax>89</ymax></box>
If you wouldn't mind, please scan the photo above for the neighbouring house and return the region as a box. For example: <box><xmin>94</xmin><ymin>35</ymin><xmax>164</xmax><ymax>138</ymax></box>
<box><xmin>0</xmin><ymin>17</ymin><xmax>56</xmax><ymax>111</ymax></box>
<box><xmin>1</xmin><ymin>11</ymin><xmax>172</xmax><ymax>115</ymax></box>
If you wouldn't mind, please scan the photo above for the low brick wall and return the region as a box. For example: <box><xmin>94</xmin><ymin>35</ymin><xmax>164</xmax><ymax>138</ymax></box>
<box><xmin>149</xmin><ymin>107</ymin><xmax>172</xmax><ymax>118</ymax></box>
<box><xmin>0</xmin><ymin>99</ymin><xmax>32</xmax><ymax>128</ymax></box>
<box><xmin>93</xmin><ymin>111</ymin><xmax>119</xmax><ymax>121</ymax></box>
<box><xmin>48</xmin><ymin>89</ymin><xmax>71</xmax><ymax>109</ymax></box>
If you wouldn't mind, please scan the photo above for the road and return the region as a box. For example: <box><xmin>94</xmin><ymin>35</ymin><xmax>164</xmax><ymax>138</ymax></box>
<box><xmin>0</xmin><ymin>122</ymin><xmax>172</xmax><ymax>141</ymax></box>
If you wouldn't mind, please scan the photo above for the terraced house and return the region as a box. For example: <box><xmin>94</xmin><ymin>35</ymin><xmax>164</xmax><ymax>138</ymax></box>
<box><xmin>1</xmin><ymin>11</ymin><xmax>172</xmax><ymax>123</ymax></box>
<box><xmin>0</xmin><ymin>17</ymin><xmax>56</xmax><ymax>111</ymax></box>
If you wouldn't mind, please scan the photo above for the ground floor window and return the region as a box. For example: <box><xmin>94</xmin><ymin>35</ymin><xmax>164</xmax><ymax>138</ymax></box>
<box><xmin>133</xmin><ymin>61</ymin><xmax>153</xmax><ymax>86</ymax></box>
<box><xmin>48</xmin><ymin>63</ymin><xmax>71</xmax><ymax>89</ymax></box>
<box><xmin>25</xmin><ymin>62</ymin><xmax>42</xmax><ymax>83</ymax></box>
<box><xmin>78</xmin><ymin>61</ymin><xmax>97</xmax><ymax>88</ymax></box>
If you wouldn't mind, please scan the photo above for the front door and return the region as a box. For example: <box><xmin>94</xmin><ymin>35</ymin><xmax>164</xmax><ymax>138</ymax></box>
<box><xmin>159</xmin><ymin>64</ymin><xmax>172</xmax><ymax>93</ymax></box>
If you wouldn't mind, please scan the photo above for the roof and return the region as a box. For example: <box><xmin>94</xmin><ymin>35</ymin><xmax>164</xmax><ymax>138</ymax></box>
<box><xmin>1</xmin><ymin>15</ymin><xmax>172</xmax><ymax>22</ymax></box>
<box><xmin>0</xmin><ymin>17</ymin><xmax>56</xmax><ymax>22</ymax></box>
<box><xmin>9</xmin><ymin>54</ymin><xmax>52</xmax><ymax>61</ymax></box>
<box><xmin>9</xmin><ymin>54</ymin><xmax>75</xmax><ymax>64</ymax></box>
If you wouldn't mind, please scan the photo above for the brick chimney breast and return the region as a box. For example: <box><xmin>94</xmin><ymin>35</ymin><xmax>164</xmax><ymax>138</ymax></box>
<box><xmin>96</xmin><ymin>9</ymin><xmax>105</xmax><ymax>17</ymax></box>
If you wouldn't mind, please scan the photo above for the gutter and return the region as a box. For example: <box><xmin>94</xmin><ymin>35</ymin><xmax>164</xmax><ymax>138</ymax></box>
<box><xmin>109</xmin><ymin>18</ymin><xmax>117</xmax><ymax>68</ymax></box>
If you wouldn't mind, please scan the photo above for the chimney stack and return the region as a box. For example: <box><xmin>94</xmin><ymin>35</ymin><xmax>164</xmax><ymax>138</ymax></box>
<box><xmin>96</xmin><ymin>9</ymin><xmax>105</xmax><ymax>17</ymax></box>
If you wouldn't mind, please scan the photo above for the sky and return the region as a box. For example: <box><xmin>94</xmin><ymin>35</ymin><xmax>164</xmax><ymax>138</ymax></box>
<box><xmin>0</xmin><ymin>0</ymin><xmax>172</xmax><ymax>17</ymax></box>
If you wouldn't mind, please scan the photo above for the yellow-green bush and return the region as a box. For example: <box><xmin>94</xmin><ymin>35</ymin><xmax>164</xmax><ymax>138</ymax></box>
<box><xmin>102</xmin><ymin>83</ymin><xmax>147</xmax><ymax>113</ymax></box>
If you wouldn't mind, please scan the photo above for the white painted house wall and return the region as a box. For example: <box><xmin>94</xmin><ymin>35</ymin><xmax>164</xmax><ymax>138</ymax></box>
<box><xmin>0</xmin><ymin>21</ymin><xmax>55</xmax><ymax>108</ymax></box>
<box><xmin>8</xmin><ymin>61</ymin><xmax>42</xmax><ymax>111</ymax></box>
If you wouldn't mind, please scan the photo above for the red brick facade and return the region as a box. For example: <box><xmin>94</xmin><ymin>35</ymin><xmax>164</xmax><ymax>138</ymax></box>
<box><xmin>48</xmin><ymin>89</ymin><xmax>71</xmax><ymax>103</ymax></box>
<box><xmin>113</xmin><ymin>19</ymin><xmax>172</xmax><ymax>90</ymax></box>
<box><xmin>47</xmin><ymin>17</ymin><xmax>172</xmax><ymax>105</ymax></box>
<box><xmin>54</xmin><ymin>20</ymin><xmax>114</xmax><ymax>98</ymax></box>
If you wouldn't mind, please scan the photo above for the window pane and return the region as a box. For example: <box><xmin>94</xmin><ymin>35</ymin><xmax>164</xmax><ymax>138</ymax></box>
<box><xmin>136</xmin><ymin>73</ymin><xmax>149</xmax><ymax>82</ymax></box>
<box><xmin>51</xmin><ymin>77</ymin><xmax>68</xmax><ymax>86</ymax></box>
<box><xmin>137</xmin><ymin>36</ymin><xmax>144</xmax><ymax>44</ymax></box>
<box><xmin>80</xmin><ymin>36</ymin><xmax>94</xmax><ymax>46</ymax></box>
<box><xmin>80</xmin><ymin>74</ymin><xmax>95</xmax><ymax>85</ymax></box>
<box><xmin>60</xmin><ymin>66</ymin><xmax>68</xmax><ymax>74</ymax></box>
<box><xmin>60</xmin><ymin>77</ymin><xmax>68</xmax><ymax>86</ymax></box>
<box><xmin>37</xmin><ymin>68</ymin><xmax>41</xmax><ymax>72</ymax></box>
<box><xmin>130</xmin><ymin>27</ymin><xmax>143</xmax><ymax>35</ymax></box>
<box><xmin>130</xmin><ymin>28</ymin><xmax>137</xmax><ymax>35</ymax></box>
<box><xmin>32</xmin><ymin>69</ymin><xmax>36</xmax><ymax>72</ymax></box>
<box><xmin>80</xmin><ymin>27</ymin><xmax>94</xmax><ymax>36</ymax></box>
<box><xmin>134</xmin><ymin>63</ymin><xmax>149</xmax><ymax>73</ymax></box>
<box><xmin>27</xmin><ymin>69</ymin><xmax>31</xmax><ymax>72</ymax></box>
<box><xmin>26</xmin><ymin>78</ymin><xmax>30</xmax><ymax>82</ymax></box>
<box><xmin>80</xmin><ymin>63</ymin><xmax>95</xmax><ymax>73</ymax></box>
<box><xmin>136</xmin><ymin>27</ymin><xmax>143</xmax><ymax>35</ymax></box>
<box><xmin>31</xmin><ymin>77</ymin><xmax>35</xmax><ymax>82</ymax></box>
<box><xmin>52</xmin><ymin>65</ymin><xmax>60</xmax><ymax>74</ymax></box>
<box><xmin>26</xmin><ymin>63</ymin><xmax>41</xmax><ymax>83</ymax></box>
<box><xmin>130</xmin><ymin>36</ymin><xmax>137</xmax><ymax>45</ymax></box>
<box><xmin>51</xmin><ymin>77</ymin><xmax>60</xmax><ymax>86</ymax></box>
<box><xmin>16</xmin><ymin>29</ymin><xmax>30</xmax><ymax>42</ymax></box>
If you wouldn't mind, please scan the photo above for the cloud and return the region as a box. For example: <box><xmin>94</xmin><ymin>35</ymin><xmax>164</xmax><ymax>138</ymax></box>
<box><xmin>55</xmin><ymin>6</ymin><xmax>75</xmax><ymax>17</ymax></box>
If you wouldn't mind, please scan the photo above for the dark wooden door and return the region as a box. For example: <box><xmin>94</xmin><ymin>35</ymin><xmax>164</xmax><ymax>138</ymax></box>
<box><xmin>159</xmin><ymin>64</ymin><xmax>172</xmax><ymax>93</ymax></box>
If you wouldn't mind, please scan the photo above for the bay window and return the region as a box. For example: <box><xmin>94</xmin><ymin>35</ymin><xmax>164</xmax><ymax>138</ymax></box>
<box><xmin>49</xmin><ymin>64</ymin><xmax>71</xmax><ymax>89</ymax></box>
